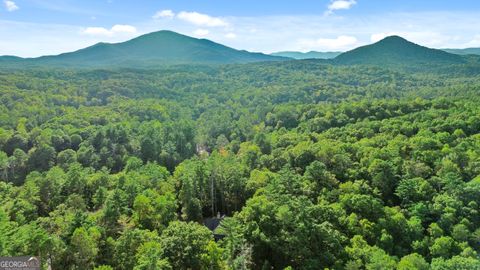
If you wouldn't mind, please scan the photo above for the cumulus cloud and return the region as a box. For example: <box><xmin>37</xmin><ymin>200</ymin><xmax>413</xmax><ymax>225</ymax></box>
<box><xmin>299</xmin><ymin>35</ymin><xmax>358</xmax><ymax>51</ymax></box>
<box><xmin>193</xmin><ymin>29</ymin><xmax>209</xmax><ymax>36</ymax></box>
<box><xmin>83</xmin><ymin>27</ymin><xmax>111</xmax><ymax>36</ymax></box>
<box><xmin>82</xmin><ymin>24</ymin><xmax>137</xmax><ymax>37</ymax></box>
<box><xmin>177</xmin><ymin>11</ymin><xmax>228</xmax><ymax>27</ymax></box>
<box><xmin>4</xmin><ymin>0</ymin><xmax>19</xmax><ymax>11</ymax></box>
<box><xmin>111</xmin><ymin>24</ymin><xmax>137</xmax><ymax>33</ymax></box>
<box><xmin>326</xmin><ymin>0</ymin><xmax>356</xmax><ymax>14</ymax></box>
<box><xmin>153</xmin><ymin>10</ymin><xmax>175</xmax><ymax>19</ymax></box>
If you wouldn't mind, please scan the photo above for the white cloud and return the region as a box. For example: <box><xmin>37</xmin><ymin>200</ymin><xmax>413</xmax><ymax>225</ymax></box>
<box><xmin>327</xmin><ymin>0</ymin><xmax>356</xmax><ymax>14</ymax></box>
<box><xmin>4</xmin><ymin>0</ymin><xmax>19</xmax><ymax>11</ymax></box>
<box><xmin>153</xmin><ymin>10</ymin><xmax>175</xmax><ymax>19</ymax></box>
<box><xmin>329</xmin><ymin>0</ymin><xmax>356</xmax><ymax>10</ymax></box>
<box><xmin>111</xmin><ymin>24</ymin><xmax>137</xmax><ymax>34</ymax></box>
<box><xmin>298</xmin><ymin>35</ymin><xmax>358</xmax><ymax>51</ymax></box>
<box><xmin>194</xmin><ymin>29</ymin><xmax>209</xmax><ymax>36</ymax></box>
<box><xmin>464</xmin><ymin>35</ymin><xmax>480</xmax><ymax>47</ymax></box>
<box><xmin>177</xmin><ymin>11</ymin><xmax>228</xmax><ymax>27</ymax></box>
<box><xmin>82</xmin><ymin>24</ymin><xmax>137</xmax><ymax>37</ymax></box>
<box><xmin>83</xmin><ymin>27</ymin><xmax>112</xmax><ymax>36</ymax></box>
<box><xmin>225</xmin><ymin>33</ymin><xmax>237</xmax><ymax>39</ymax></box>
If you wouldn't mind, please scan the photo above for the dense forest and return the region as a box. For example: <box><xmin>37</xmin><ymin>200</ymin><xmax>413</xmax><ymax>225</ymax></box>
<box><xmin>1</xmin><ymin>57</ymin><xmax>480</xmax><ymax>270</ymax></box>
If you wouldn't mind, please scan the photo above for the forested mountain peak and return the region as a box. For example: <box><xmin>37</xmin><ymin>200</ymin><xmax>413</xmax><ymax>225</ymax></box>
<box><xmin>1</xmin><ymin>30</ymin><xmax>285</xmax><ymax>67</ymax></box>
<box><xmin>334</xmin><ymin>35</ymin><xmax>465</xmax><ymax>66</ymax></box>
<box><xmin>376</xmin><ymin>35</ymin><xmax>410</xmax><ymax>44</ymax></box>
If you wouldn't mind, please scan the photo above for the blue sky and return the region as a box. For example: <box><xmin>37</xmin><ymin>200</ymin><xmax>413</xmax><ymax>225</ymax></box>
<box><xmin>1</xmin><ymin>0</ymin><xmax>480</xmax><ymax>57</ymax></box>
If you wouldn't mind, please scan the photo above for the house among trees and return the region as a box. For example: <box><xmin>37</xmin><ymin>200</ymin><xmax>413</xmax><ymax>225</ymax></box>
<box><xmin>203</xmin><ymin>213</ymin><xmax>225</xmax><ymax>241</ymax></box>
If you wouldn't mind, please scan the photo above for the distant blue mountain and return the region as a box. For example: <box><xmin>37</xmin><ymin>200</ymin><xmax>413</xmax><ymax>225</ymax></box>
<box><xmin>0</xmin><ymin>30</ymin><xmax>286</xmax><ymax>67</ymax></box>
<box><xmin>443</xmin><ymin>48</ymin><xmax>480</xmax><ymax>56</ymax></box>
<box><xmin>334</xmin><ymin>36</ymin><xmax>465</xmax><ymax>66</ymax></box>
<box><xmin>270</xmin><ymin>51</ymin><xmax>341</xmax><ymax>59</ymax></box>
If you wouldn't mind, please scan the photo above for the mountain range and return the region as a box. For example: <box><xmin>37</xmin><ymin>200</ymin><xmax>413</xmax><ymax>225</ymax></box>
<box><xmin>442</xmin><ymin>48</ymin><xmax>480</xmax><ymax>56</ymax></box>
<box><xmin>270</xmin><ymin>48</ymin><xmax>480</xmax><ymax>61</ymax></box>
<box><xmin>270</xmin><ymin>51</ymin><xmax>341</xmax><ymax>59</ymax></box>
<box><xmin>0</xmin><ymin>30</ymin><xmax>478</xmax><ymax>69</ymax></box>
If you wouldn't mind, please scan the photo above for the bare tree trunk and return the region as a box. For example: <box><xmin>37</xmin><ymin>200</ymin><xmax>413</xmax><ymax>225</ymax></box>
<box><xmin>211</xmin><ymin>176</ymin><xmax>216</xmax><ymax>217</ymax></box>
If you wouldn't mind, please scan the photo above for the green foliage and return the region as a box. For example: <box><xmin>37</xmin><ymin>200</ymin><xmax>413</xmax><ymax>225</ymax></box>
<box><xmin>134</xmin><ymin>242</ymin><xmax>171</xmax><ymax>270</ymax></box>
<box><xmin>132</xmin><ymin>190</ymin><xmax>176</xmax><ymax>231</ymax></box>
<box><xmin>430</xmin><ymin>236</ymin><xmax>459</xmax><ymax>258</ymax></box>
<box><xmin>431</xmin><ymin>255</ymin><xmax>480</xmax><ymax>270</ymax></box>
<box><xmin>0</xmin><ymin>58</ymin><xmax>480</xmax><ymax>269</ymax></box>
<box><xmin>71</xmin><ymin>226</ymin><xmax>101</xmax><ymax>269</ymax></box>
<box><xmin>160</xmin><ymin>221</ymin><xmax>214</xmax><ymax>269</ymax></box>
<box><xmin>397</xmin><ymin>253</ymin><xmax>429</xmax><ymax>270</ymax></box>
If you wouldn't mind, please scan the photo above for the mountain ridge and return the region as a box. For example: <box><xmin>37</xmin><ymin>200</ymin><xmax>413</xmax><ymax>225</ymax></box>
<box><xmin>0</xmin><ymin>30</ymin><xmax>286</xmax><ymax>67</ymax></box>
<box><xmin>1</xmin><ymin>32</ymin><xmax>476</xmax><ymax>69</ymax></box>
<box><xmin>443</xmin><ymin>48</ymin><xmax>480</xmax><ymax>56</ymax></box>
<box><xmin>334</xmin><ymin>36</ymin><xmax>466</xmax><ymax>66</ymax></box>
<box><xmin>271</xmin><ymin>51</ymin><xmax>342</xmax><ymax>59</ymax></box>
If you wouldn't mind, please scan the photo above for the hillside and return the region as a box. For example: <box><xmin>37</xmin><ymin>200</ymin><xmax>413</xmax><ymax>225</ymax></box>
<box><xmin>443</xmin><ymin>48</ymin><xmax>480</xmax><ymax>55</ymax></box>
<box><xmin>1</xmin><ymin>61</ymin><xmax>480</xmax><ymax>269</ymax></box>
<box><xmin>334</xmin><ymin>36</ymin><xmax>466</xmax><ymax>66</ymax></box>
<box><xmin>271</xmin><ymin>51</ymin><xmax>341</xmax><ymax>59</ymax></box>
<box><xmin>0</xmin><ymin>30</ymin><xmax>285</xmax><ymax>67</ymax></box>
